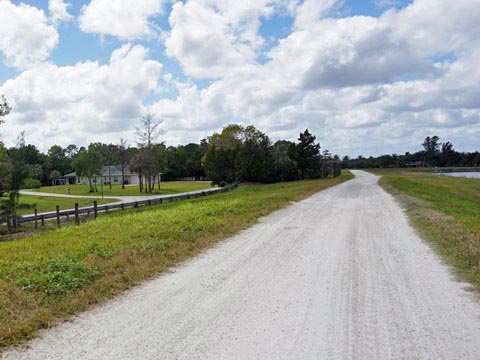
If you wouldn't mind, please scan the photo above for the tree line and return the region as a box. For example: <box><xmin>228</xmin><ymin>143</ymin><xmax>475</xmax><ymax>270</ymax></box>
<box><xmin>1</xmin><ymin>122</ymin><xmax>334</xmax><ymax>192</ymax></box>
<box><xmin>0</xmin><ymin>95</ymin><xmax>337</xmax><ymax>225</ymax></box>
<box><xmin>342</xmin><ymin>135</ymin><xmax>480</xmax><ymax>169</ymax></box>
<box><xmin>4</xmin><ymin>90</ymin><xmax>477</xmax><ymax>225</ymax></box>
<box><xmin>203</xmin><ymin>125</ymin><xmax>336</xmax><ymax>185</ymax></box>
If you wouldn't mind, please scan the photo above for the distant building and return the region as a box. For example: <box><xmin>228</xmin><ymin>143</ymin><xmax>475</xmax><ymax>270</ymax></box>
<box><xmin>63</xmin><ymin>166</ymin><xmax>140</xmax><ymax>185</ymax></box>
<box><xmin>404</xmin><ymin>161</ymin><xmax>425</xmax><ymax>167</ymax></box>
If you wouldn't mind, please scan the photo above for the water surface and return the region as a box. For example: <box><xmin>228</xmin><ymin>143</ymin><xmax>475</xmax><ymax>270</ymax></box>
<box><xmin>443</xmin><ymin>172</ymin><xmax>480</xmax><ymax>179</ymax></box>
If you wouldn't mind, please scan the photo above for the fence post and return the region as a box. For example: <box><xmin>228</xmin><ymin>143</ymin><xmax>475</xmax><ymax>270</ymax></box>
<box><xmin>134</xmin><ymin>201</ymin><xmax>138</xmax><ymax>208</ymax></box>
<box><xmin>75</xmin><ymin>203</ymin><xmax>79</xmax><ymax>225</ymax></box>
<box><xmin>56</xmin><ymin>205</ymin><xmax>60</xmax><ymax>228</ymax></box>
<box><xmin>34</xmin><ymin>208</ymin><xmax>38</xmax><ymax>230</ymax></box>
<box><xmin>7</xmin><ymin>215</ymin><xmax>16</xmax><ymax>230</ymax></box>
<box><xmin>41</xmin><ymin>214</ymin><xmax>45</xmax><ymax>227</ymax></box>
<box><xmin>148</xmin><ymin>199</ymin><xmax>152</xmax><ymax>206</ymax></box>
<box><xmin>121</xmin><ymin>203</ymin><xmax>125</xmax><ymax>211</ymax></box>
<box><xmin>93</xmin><ymin>201</ymin><xmax>98</xmax><ymax>219</ymax></box>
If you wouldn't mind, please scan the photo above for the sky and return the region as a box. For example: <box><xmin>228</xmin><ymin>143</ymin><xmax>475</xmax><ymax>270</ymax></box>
<box><xmin>0</xmin><ymin>0</ymin><xmax>479</xmax><ymax>157</ymax></box>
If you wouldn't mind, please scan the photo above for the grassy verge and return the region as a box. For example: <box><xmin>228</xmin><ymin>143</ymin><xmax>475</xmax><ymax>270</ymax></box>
<box><xmin>0</xmin><ymin>172</ymin><xmax>353</xmax><ymax>350</ymax></box>
<box><xmin>29</xmin><ymin>181</ymin><xmax>213</xmax><ymax>197</ymax></box>
<box><xmin>369</xmin><ymin>169</ymin><xmax>480</xmax><ymax>290</ymax></box>
<box><xmin>13</xmin><ymin>195</ymin><xmax>114</xmax><ymax>216</ymax></box>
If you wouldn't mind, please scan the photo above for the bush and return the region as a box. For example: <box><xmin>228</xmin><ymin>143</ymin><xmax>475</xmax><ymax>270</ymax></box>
<box><xmin>21</xmin><ymin>178</ymin><xmax>42</xmax><ymax>189</ymax></box>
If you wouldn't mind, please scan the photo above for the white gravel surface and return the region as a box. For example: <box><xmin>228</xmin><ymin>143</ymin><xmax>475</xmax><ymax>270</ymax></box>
<box><xmin>4</xmin><ymin>170</ymin><xmax>480</xmax><ymax>359</ymax></box>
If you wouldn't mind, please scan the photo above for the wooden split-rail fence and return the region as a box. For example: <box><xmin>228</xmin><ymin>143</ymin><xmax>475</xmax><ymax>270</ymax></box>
<box><xmin>8</xmin><ymin>183</ymin><xmax>239</xmax><ymax>230</ymax></box>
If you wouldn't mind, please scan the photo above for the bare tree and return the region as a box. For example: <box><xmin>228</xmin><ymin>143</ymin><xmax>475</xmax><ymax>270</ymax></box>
<box><xmin>132</xmin><ymin>113</ymin><xmax>166</xmax><ymax>193</ymax></box>
<box><xmin>16</xmin><ymin>130</ymin><xmax>26</xmax><ymax>148</ymax></box>
<box><xmin>102</xmin><ymin>144</ymin><xmax>116</xmax><ymax>189</ymax></box>
<box><xmin>117</xmin><ymin>138</ymin><xmax>130</xmax><ymax>189</ymax></box>
<box><xmin>136</xmin><ymin>113</ymin><xmax>165</xmax><ymax>148</ymax></box>
<box><xmin>65</xmin><ymin>144</ymin><xmax>79</xmax><ymax>159</ymax></box>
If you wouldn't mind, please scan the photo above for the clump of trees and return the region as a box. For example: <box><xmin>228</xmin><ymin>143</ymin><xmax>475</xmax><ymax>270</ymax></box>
<box><xmin>0</xmin><ymin>96</ymin><xmax>30</xmax><ymax>229</ymax></box>
<box><xmin>343</xmin><ymin>135</ymin><xmax>480</xmax><ymax>169</ymax></box>
<box><xmin>203</xmin><ymin>125</ymin><xmax>336</xmax><ymax>186</ymax></box>
<box><xmin>72</xmin><ymin>145</ymin><xmax>102</xmax><ymax>192</ymax></box>
<box><xmin>0</xmin><ymin>115</ymin><xmax>206</xmax><ymax>193</ymax></box>
<box><xmin>203</xmin><ymin>125</ymin><xmax>274</xmax><ymax>184</ymax></box>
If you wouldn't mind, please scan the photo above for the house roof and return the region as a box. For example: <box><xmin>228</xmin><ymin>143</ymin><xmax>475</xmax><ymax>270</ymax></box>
<box><xmin>64</xmin><ymin>166</ymin><xmax>137</xmax><ymax>177</ymax></box>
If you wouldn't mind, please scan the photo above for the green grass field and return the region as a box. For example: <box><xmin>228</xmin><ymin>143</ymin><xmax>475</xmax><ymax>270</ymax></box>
<box><xmin>0</xmin><ymin>173</ymin><xmax>353</xmax><ymax>350</ymax></box>
<box><xmin>29</xmin><ymin>181</ymin><xmax>213</xmax><ymax>197</ymax></box>
<box><xmin>370</xmin><ymin>168</ymin><xmax>480</xmax><ymax>291</ymax></box>
<box><xmin>9</xmin><ymin>195</ymin><xmax>115</xmax><ymax>216</ymax></box>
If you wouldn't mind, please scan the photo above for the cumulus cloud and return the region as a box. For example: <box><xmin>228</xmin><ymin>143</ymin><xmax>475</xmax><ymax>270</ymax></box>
<box><xmin>165</xmin><ymin>0</ymin><xmax>341</xmax><ymax>80</ymax></box>
<box><xmin>79</xmin><ymin>0</ymin><xmax>165</xmax><ymax>39</ymax></box>
<box><xmin>153</xmin><ymin>0</ymin><xmax>480</xmax><ymax>154</ymax></box>
<box><xmin>0</xmin><ymin>0</ymin><xmax>59</xmax><ymax>69</ymax></box>
<box><xmin>2</xmin><ymin>0</ymin><xmax>480</xmax><ymax>155</ymax></box>
<box><xmin>0</xmin><ymin>44</ymin><xmax>163</xmax><ymax>148</ymax></box>
<box><xmin>267</xmin><ymin>16</ymin><xmax>434</xmax><ymax>90</ymax></box>
<box><xmin>386</xmin><ymin>0</ymin><xmax>480</xmax><ymax>56</ymax></box>
<box><xmin>293</xmin><ymin>0</ymin><xmax>339</xmax><ymax>29</ymax></box>
<box><xmin>166</xmin><ymin>0</ymin><xmax>282</xmax><ymax>78</ymax></box>
<box><xmin>48</xmin><ymin>0</ymin><xmax>73</xmax><ymax>24</ymax></box>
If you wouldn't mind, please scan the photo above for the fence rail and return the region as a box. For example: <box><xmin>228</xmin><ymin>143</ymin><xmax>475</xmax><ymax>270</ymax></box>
<box><xmin>10</xmin><ymin>183</ymin><xmax>239</xmax><ymax>229</ymax></box>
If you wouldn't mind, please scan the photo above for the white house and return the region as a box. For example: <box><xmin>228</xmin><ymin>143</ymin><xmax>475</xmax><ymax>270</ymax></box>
<box><xmin>63</xmin><ymin>166</ymin><xmax>141</xmax><ymax>186</ymax></box>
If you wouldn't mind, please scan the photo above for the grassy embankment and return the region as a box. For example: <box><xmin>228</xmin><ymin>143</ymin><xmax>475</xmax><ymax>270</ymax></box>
<box><xmin>370</xmin><ymin>169</ymin><xmax>480</xmax><ymax>290</ymax></box>
<box><xmin>30</xmin><ymin>181</ymin><xmax>213</xmax><ymax>197</ymax></box>
<box><xmin>0</xmin><ymin>172</ymin><xmax>353</xmax><ymax>350</ymax></box>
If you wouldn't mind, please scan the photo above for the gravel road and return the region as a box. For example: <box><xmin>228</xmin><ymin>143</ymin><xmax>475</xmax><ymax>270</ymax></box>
<box><xmin>4</xmin><ymin>170</ymin><xmax>480</xmax><ymax>359</ymax></box>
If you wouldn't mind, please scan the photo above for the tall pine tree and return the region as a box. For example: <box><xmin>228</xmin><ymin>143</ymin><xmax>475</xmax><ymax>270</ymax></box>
<box><xmin>290</xmin><ymin>129</ymin><xmax>320</xmax><ymax>179</ymax></box>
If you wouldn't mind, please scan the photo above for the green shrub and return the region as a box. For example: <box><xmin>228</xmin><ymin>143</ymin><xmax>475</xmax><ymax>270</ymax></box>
<box><xmin>22</xmin><ymin>178</ymin><xmax>42</xmax><ymax>189</ymax></box>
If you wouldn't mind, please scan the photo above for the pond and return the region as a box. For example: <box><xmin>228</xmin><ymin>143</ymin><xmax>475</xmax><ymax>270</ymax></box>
<box><xmin>443</xmin><ymin>172</ymin><xmax>480</xmax><ymax>179</ymax></box>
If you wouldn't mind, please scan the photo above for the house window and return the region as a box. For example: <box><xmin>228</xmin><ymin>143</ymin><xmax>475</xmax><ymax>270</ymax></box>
<box><xmin>114</xmin><ymin>176</ymin><xmax>119</xmax><ymax>183</ymax></box>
